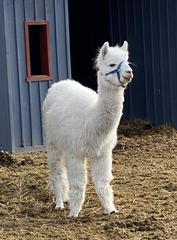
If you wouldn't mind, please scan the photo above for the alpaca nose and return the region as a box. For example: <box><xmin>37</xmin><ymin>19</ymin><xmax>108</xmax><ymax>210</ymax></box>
<box><xmin>122</xmin><ymin>69</ymin><xmax>133</xmax><ymax>82</ymax></box>
<box><xmin>125</xmin><ymin>70</ymin><xmax>132</xmax><ymax>74</ymax></box>
<box><xmin>125</xmin><ymin>70</ymin><xmax>133</xmax><ymax>78</ymax></box>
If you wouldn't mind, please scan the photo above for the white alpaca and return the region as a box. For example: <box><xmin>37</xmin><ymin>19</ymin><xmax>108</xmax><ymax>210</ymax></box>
<box><xmin>43</xmin><ymin>41</ymin><xmax>133</xmax><ymax>217</ymax></box>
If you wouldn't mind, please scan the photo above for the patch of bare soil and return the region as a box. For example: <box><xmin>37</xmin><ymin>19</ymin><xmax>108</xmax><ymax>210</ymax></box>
<box><xmin>0</xmin><ymin>120</ymin><xmax>177</xmax><ymax>240</ymax></box>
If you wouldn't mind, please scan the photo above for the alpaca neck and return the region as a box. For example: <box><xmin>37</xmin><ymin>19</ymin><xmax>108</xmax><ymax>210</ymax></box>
<box><xmin>93</xmin><ymin>72</ymin><xmax>125</xmax><ymax>134</ymax></box>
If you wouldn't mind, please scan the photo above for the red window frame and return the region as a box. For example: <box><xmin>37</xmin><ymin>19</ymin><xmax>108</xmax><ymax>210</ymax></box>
<box><xmin>24</xmin><ymin>20</ymin><xmax>52</xmax><ymax>81</ymax></box>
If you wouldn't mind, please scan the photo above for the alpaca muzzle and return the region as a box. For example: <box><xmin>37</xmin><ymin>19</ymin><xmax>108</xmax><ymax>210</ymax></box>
<box><xmin>106</xmin><ymin>61</ymin><xmax>132</xmax><ymax>88</ymax></box>
<box><xmin>122</xmin><ymin>70</ymin><xmax>133</xmax><ymax>82</ymax></box>
<box><xmin>106</xmin><ymin>61</ymin><xmax>124</xmax><ymax>80</ymax></box>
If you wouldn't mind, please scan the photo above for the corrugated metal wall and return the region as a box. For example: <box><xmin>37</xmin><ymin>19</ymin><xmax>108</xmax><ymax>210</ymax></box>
<box><xmin>109</xmin><ymin>0</ymin><xmax>177</xmax><ymax>128</ymax></box>
<box><xmin>0</xmin><ymin>1</ymin><xmax>12</xmax><ymax>151</ymax></box>
<box><xmin>2</xmin><ymin>0</ymin><xmax>70</xmax><ymax>151</ymax></box>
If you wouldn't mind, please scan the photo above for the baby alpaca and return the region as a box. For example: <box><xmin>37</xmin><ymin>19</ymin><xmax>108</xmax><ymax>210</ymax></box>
<box><xmin>43</xmin><ymin>41</ymin><xmax>133</xmax><ymax>217</ymax></box>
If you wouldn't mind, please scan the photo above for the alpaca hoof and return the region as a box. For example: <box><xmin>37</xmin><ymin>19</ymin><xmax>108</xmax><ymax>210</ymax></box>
<box><xmin>55</xmin><ymin>205</ymin><xmax>64</xmax><ymax>210</ymax></box>
<box><xmin>105</xmin><ymin>207</ymin><xmax>118</xmax><ymax>215</ymax></box>
<box><xmin>68</xmin><ymin>212</ymin><xmax>79</xmax><ymax>218</ymax></box>
<box><xmin>110</xmin><ymin>208</ymin><xmax>118</xmax><ymax>214</ymax></box>
<box><xmin>68</xmin><ymin>215</ymin><xmax>78</xmax><ymax>219</ymax></box>
<box><xmin>63</xmin><ymin>195</ymin><xmax>69</xmax><ymax>203</ymax></box>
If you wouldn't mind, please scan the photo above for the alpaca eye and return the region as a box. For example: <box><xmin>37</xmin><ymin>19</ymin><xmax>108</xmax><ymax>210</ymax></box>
<box><xmin>109</xmin><ymin>64</ymin><xmax>116</xmax><ymax>67</ymax></box>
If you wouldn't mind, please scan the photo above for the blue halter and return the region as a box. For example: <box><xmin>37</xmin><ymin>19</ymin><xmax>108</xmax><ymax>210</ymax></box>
<box><xmin>106</xmin><ymin>61</ymin><xmax>124</xmax><ymax>80</ymax></box>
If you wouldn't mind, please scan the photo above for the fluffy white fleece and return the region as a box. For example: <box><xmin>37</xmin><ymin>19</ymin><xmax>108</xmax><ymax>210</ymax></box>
<box><xmin>43</xmin><ymin>41</ymin><xmax>133</xmax><ymax>217</ymax></box>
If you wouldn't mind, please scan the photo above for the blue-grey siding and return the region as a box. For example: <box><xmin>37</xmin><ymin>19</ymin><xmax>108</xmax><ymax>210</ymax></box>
<box><xmin>109</xmin><ymin>0</ymin><xmax>177</xmax><ymax>128</ymax></box>
<box><xmin>0</xmin><ymin>1</ymin><xmax>12</xmax><ymax>151</ymax></box>
<box><xmin>2</xmin><ymin>0</ymin><xmax>177</xmax><ymax>152</ymax></box>
<box><xmin>0</xmin><ymin>0</ymin><xmax>70</xmax><ymax>152</ymax></box>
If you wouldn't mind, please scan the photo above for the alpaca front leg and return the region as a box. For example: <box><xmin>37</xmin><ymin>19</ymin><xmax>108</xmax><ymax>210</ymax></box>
<box><xmin>66</xmin><ymin>156</ymin><xmax>87</xmax><ymax>218</ymax></box>
<box><xmin>91</xmin><ymin>151</ymin><xmax>117</xmax><ymax>214</ymax></box>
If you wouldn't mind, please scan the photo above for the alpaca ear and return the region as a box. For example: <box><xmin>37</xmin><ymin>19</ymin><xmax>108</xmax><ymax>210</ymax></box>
<box><xmin>121</xmin><ymin>41</ymin><xmax>128</xmax><ymax>51</ymax></box>
<box><xmin>101</xmin><ymin>42</ymin><xmax>109</xmax><ymax>59</ymax></box>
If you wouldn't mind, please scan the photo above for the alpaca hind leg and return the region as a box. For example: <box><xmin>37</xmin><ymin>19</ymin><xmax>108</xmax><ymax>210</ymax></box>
<box><xmin>47</xmin><ymin>146</ymin><xmax>69</xmax><ymax>209</ymax></box>
<box><xmin>66</xmin><ymin>155</ymin><xmax>87</xmax><ymax>217</ymax></box>
<box><xmin>60</xmin><ymin>154</ymin><xmax>69</xmax><ymax>203</ymax></box>
<box><xmin>91</xmin><ymin>151</ymin><xmax>117</xmax><ymax>214</ymax></box>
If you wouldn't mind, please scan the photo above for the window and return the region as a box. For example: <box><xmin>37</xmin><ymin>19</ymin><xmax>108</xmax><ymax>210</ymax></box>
<box><xmin>25</xmin><ymin>20</ymin><xmax>52</xmax><ymax>81</ymax></box>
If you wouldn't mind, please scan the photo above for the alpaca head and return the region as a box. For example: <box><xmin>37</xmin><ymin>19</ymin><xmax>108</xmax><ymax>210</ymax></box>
<box><xmin>96</xmin><ymin>41</ymin><xmax>133</xmax><ymax>88</ymax></box>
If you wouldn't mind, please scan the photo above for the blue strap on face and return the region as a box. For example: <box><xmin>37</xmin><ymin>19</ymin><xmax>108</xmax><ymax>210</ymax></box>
<box><xmin>106</xmin><ymin>61</ymin><xmax>124</xmax><ymax>80</ymax></box>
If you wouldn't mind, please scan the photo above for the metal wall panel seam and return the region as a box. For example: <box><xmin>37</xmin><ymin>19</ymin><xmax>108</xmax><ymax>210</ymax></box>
<box><xmin>64</xmin><ymin>0</ymin><xmax>71</xmax><ymax>79</ymax></box>
<box><xmin>54</xmin><ymin>0</ymin><xmax>68</xmax><ymax>79</ymax></box>
<box><xmin>149</xmin><ymin>0</ymin><xmax>162</xmax><ymax>124</ymax></box>
<box><xmin>149</xmin><ymin>0</ymin><xmax>157</xmax><ymax>123</ymax></box>
<box><xmin>45</xmin><ymin>0</ymin><xmax>58</xmax><ymax>88</ymax></box>
<box><xmin>0</xmin><ymin>0</ymin><xmax>13</xmax><ymax>151</ymax></box>
<box><xmin>14</xmin><ymin>0</ymin><xmax>28</xmax><ymax>147</ymax></box>
<box><xmin>141</xmin><ymin>0</ymin><xmax>149</xmax><ymax>120</ymax></box>
<box><xmin>166</xmin><ymin>0</ymin><xmax>174</xmax><ymax>125</ymax></box>
<box><xmin>54</xmin><ymin>0</ymin><xmax>59</xmax><ymax>82</ymax></box>
<box><xmin>21</xmin><ymin>0</ymin><xmax>32</xmax><ymax>146</ymax></box>
<box><xmin>108</xmin><ymin>0</ymin><xmax>113</xmax><ymax>45</ymax></box>
<box><xmin>157</xmin><ymin>0</ymin><xmax>165</xmax><ymax>123</ymax></box>
<box><xmin>125</xmin><ymin>0</ymin><xmax>133</xmax><ymax>119</ymax></box>
<box><xmin>4</xmin><ymin>0</ymin><xmax>22</xmax><ymax>150</ymax></box>
<box><xmin>23</xmin><ymin>0</ymin><xmax>33</xmax><ymax>146</ymax></box>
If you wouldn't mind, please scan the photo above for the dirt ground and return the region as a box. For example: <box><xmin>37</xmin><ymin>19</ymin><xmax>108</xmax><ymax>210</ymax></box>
<box><xmin>0</xmin><ymin>121</ymin><xmax>177</xmax><ymax>240</ymax></box>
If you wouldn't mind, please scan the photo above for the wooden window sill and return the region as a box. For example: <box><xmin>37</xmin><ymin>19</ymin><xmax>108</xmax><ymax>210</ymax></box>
<box><xmin>26</xmin><ymin>75</ymin><xmax>52</xmax><ymax>81</ymax></box>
